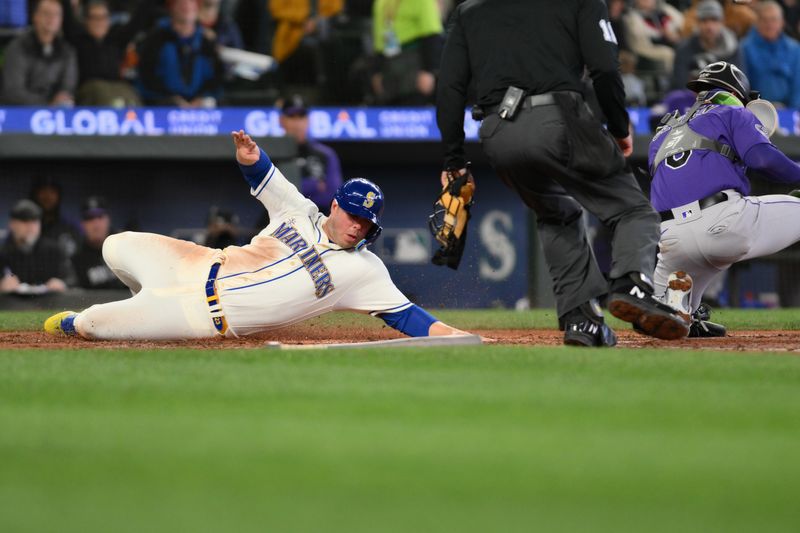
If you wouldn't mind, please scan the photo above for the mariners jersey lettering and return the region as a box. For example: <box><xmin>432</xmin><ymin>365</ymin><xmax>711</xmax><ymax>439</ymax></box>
<box><xmin>216</xmin><ymin>160</ymin><xmax>412</xmax><ymax>336</ymax></box>
<box><xmin>271</xmin><ymin>221</ymin><xmax>334</xmax><ymax>297</ymax></box>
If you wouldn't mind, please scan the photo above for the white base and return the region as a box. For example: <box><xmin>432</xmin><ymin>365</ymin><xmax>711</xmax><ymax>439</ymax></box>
<box><xmin>264</xmin><ymin>334</ymin><xmax>483</xmax><ymax>350</ymax></box>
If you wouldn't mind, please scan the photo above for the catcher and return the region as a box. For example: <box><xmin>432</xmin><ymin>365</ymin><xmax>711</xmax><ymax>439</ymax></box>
<box><xmin>44</xmin><ymin>130</ymin><xmax>468</xmax><ymax>340</ymax></box>
<box><xmin>648</xmin><ymin>61</ymin><xmax>800</xmax><ymax>337</ymax></box>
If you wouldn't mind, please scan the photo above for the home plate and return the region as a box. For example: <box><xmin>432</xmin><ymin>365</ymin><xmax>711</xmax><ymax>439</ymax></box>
<box><xmin>264</xmin><ymin>334</ymin><xmax>483</xmax><ymax>350</ymax></box>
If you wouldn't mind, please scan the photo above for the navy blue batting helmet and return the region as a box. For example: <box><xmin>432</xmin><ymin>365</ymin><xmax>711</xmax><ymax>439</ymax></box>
<box><xmin>333</xmin><ymin>178</ymin><xmax>384</xmax><ymax>250</ymax></box>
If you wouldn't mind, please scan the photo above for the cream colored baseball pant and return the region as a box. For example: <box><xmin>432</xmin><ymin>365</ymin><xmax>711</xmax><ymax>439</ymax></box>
<box><xmin>73</xmin><ymin>232</ymin><xmax>225</xmax><ymax>340</ymax></box>
<box><xmin>654</xmin><ymin>190</ymin><xmax>800</xmax><ymax>313</ymax></box>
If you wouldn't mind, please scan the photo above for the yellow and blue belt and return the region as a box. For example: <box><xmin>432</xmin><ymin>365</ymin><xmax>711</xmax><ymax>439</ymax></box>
<box><xmin>206</xmin><ymin>262</ymin><xmax>228</xmax><ymax>336</ymax></box>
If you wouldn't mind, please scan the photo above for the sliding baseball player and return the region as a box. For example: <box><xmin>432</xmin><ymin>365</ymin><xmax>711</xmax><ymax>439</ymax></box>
<box><xmin>44</xmin><ymin>131</ymin><xmax>467</xmax><ymax>340</ymax></box>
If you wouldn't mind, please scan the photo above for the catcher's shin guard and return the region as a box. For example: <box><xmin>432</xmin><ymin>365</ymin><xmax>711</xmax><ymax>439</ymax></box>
<box><xmin>665</xmin><ymin>270</ymin><xmax>692</xmax><ymax>322</ymax></box>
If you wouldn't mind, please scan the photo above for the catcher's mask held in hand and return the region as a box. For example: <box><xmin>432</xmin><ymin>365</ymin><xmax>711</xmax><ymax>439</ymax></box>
<box><xmin>429</xmin><ymin>167</ymin><xmax>475</xmax><ymax>269</ymax></box>
<box><xmin>746</xmin><ymin>98</ymin><xmax>778</xmax><ymax>137</ymax></box>
<box><xmin>334</xmin><ymin>178</ymin><xmax>384</xmax><ymax>250</ymax></box>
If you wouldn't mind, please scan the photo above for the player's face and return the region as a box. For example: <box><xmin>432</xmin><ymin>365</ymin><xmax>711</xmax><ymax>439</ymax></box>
<box><xmin>279</xmin><ymin>115</ymin><xmax>309</xmax><ymax>144</ymax></box>
<box><xmin>33</xmin><ymin>185</ymin><xmax>60</xmax><ymax>212</ymax></box>
<box><xmin>81</xmin><ymin>214</ymin><xmax>111</xmax><ymax>246</ymax></box>
<box><xmin>327</xmin><ymin>201</ymin><xmax>372</xmax><ymax>248</ymax></box>
<box><xmin>9</xmin><ymin>219</ymin><xmax>41</xmax><ymax>248</ymax></box>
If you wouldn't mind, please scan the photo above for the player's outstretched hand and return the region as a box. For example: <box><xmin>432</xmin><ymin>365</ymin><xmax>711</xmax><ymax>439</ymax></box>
<box><xmin>231</xmin><ymin>130</ymin><xmax>260</xmax><ymax>166</ymax></box>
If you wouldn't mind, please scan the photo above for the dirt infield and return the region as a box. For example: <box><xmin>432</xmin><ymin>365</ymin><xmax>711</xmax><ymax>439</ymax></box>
<box><xmin>3</xmin><ymin>327</ymin><xmax>800</xmax><ymax>352</ymax></box>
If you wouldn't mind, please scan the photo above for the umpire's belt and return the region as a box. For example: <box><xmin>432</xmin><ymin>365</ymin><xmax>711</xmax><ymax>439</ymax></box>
<box><xmin>206</xmin><ymin>261</ymin><xmax>229</xmax><ymax>336</ymax></box>
<box><xmin>482</xmin><ymin>91</ymin><xmax>580</xmax><ymax>115</ymax></box>
<box><xmin>659</xmin><ymin>192</ymin><xmax>728</xmax><ymax>222</ymax></box>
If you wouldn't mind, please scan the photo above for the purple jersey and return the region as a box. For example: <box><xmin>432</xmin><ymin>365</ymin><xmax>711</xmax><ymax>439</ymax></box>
<box><xmin>648</xmin><ymin>103</ymin><xmax>772</xmax><ymax>212</ymax></box>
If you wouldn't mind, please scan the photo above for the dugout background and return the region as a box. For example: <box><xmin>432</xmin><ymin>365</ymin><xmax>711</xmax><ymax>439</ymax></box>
<box><xmin>2</xmin><ymin>134</ymin><xmax>800</xmax><ymax>309</ymax></box>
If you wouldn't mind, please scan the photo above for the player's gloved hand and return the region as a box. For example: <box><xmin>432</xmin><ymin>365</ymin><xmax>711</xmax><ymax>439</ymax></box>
<box><xmin>789</xmin><ymin>189</ymin><xmax>800</xmax><ymax>199</ymax></box>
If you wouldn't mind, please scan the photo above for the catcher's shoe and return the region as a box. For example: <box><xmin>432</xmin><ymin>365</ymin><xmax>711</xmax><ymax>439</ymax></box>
<box><xmin>665</xmin><ymin>270</ymin><xmax>693</xmax><ymax>322</ymax></box>
<box><xmin>561</xmin><ymin>300</ymin><xmax>617</xmax><ymax>347</ymax></box>
<box><xmin>608</xmin><ymin>272</ymin><xmax>689</xmax><ymax>340</ymax></box>
<box><xmin>43</xmin><ymin>311</ymin><xmax>78</xmax><ymax>336</ymax></box>
<box><xmin>688</xmin><ymin>303</ymin><xmax>727</xmax><ymax>338</ymax></box>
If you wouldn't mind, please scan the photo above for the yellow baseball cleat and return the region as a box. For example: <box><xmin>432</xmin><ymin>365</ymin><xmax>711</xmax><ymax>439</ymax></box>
<box><xmin>43</xmin><ymin>311</ymin><xmax>78</xmax><ymax>336</ymax></box>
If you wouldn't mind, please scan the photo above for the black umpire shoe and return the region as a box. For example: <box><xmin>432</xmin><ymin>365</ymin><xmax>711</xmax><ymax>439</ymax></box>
<box><xmin>608</xmin><ymin>272</ymin><xmax>690</xmax><ymax>340</ymax></box>
<box><xmin>687</xmin><ymin>303</ymin><xmax>727</xmax><ymax>338</ymax></box>
<box><xmin>561</xmin><ymin>300</ymin><xmax>617</xmax><ymax>347</ymax></box>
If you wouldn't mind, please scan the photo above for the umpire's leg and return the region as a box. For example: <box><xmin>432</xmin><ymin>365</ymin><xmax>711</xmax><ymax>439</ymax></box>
<box><xmin>479</xmin><ymin>104</ymin><xmax>659</xmax><ymax>314</ymax></box>
<box><xmin>511</xmin><ymin>181</ymin><xmax>608</xmax><ymax>317</ymax></box>
<box><xmin>479</xmin><ymin>116</ymin><xmax>607</xmax><ymax>316</ymax></box>
<box><xmin>482</xmin><ymin>105</ymin><xmax>660</xmax><ymax>280</ymax></box>
<box><xmin>560</xmin><ymin>170</ymin><xmax>660</xmax><ymax>281</ymax></box>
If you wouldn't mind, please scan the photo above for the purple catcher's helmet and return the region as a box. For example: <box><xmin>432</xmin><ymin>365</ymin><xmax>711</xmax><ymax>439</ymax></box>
<box><xmin>333</xmin><ymin>178</ymin><xmax>384</xmax><ymax>250</ymax></box>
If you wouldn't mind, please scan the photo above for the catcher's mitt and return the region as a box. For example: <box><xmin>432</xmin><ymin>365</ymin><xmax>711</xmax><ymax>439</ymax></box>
<box><xmin>428</xmin><ymin>167</ymin><xmax>475</xmax><ymax>269</ymax></box>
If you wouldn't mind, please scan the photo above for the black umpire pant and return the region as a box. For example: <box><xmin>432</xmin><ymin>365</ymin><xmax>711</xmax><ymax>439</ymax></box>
<box><xmin>479</xmin><ymin>96</ymin><xmax>660</xmax><ymax>318</ymax></box>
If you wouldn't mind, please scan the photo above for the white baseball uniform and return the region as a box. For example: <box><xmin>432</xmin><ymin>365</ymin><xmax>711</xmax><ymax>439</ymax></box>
<box><xmin>654</xmin><ymin>190</ymin><xmax>800</xmax><ymax>311</ymax></box>
<box><xmin>72</xmin><ymin>157</ymin><xmax>413</xmax><ymax>340</ymax></box>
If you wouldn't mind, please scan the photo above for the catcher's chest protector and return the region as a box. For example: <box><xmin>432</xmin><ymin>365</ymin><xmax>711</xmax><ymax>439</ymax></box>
<box><xmin>651</xmin><ymin>102</ymin><xmax>737</xmax><ymax>174</ymax></box>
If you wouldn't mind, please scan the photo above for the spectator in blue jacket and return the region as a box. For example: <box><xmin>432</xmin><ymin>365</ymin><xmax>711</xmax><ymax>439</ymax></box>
<box><xmin>741</xmin><ymin>0</ymin><xmax>800</xmax><ymax>108</ymax></box>
<box><xmin>137</xmin><ymin>0</ymin><xmax>224</xmax><ymax>107</ymax></box>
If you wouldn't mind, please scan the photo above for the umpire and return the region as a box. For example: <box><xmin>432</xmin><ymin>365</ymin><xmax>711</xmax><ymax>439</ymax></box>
<box><xmin>436</xmin><ymin>0</ymin><xmax>688</xmax><ymax>346</ymax></box>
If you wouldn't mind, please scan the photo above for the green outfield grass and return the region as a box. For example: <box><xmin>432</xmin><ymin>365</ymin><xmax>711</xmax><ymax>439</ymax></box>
<box><xmin>5</xmin><ymin>307</ymin><xmax>800</xmax><ymax>332</ymax></box>
<box><xmin>2</xmin><ymin>310</ymin><xmax>800</xmax><ymax>532</ymax></box>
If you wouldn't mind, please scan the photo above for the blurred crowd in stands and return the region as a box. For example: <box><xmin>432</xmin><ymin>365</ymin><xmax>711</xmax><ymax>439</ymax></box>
<box><xmin>4</xmin><ymin>0</ymin><xmax>800</xmax><ymax>297</ymax></box>
<box><xmin>2</xmin><ymin>0</ymin><xmax>800</xmax><ymax>111</ymax></box>
<box><xmin>0</xmin><ymin>0</ymin><xmax>453</xmax><ymax>108</ymax></box>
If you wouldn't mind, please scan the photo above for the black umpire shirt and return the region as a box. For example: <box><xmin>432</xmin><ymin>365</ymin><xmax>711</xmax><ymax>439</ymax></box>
<box><xmin>437</xmin><ymin>0</ymin><xmax>630</xmax><ymax>169</ymax></box>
